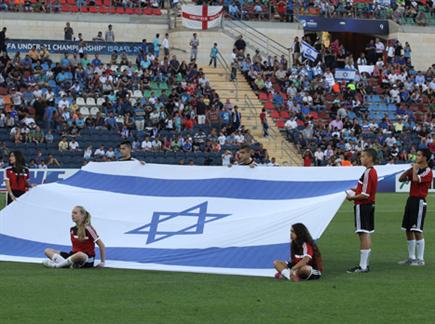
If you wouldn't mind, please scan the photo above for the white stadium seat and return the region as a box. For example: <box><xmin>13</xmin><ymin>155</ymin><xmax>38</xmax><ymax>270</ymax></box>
<box><xmin>76</xmin><ymin>97</ymin><xmax>86</xmax><ymax>106</ymax></box>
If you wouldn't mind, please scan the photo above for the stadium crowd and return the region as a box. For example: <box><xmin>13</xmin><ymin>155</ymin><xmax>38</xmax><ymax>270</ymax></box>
<box><xmin>220</xmin><ymin>0</ymin><xmax>435</xmax><ymax>25</ymax></box>
<box><xmin>235</xmin><ymin>36</ymin><xmax>434</xmax><ymax>166</ymax></box>
<box><xmin>0</xmin><ymin>30</ymin><xmax>274</xmax><ymax>168</ymax></box>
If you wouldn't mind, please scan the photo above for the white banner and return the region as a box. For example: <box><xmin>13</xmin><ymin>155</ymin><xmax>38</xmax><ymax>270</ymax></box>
<box><xmin>182</xmin><ymin>5</ymin><xmax>223</xmax><ymax>30</ymax></box>
<box><xmin>358</xmin><ymin>65</ymin><xmax>375</xmax><ymax>75</ymax></box>
<box><xmin>395</xmin><ymin>172</ymin><xmax>435</xmax><ymax>193</ymax></box>
<box><xmin>335</xmin><ymin>68</ymin><xmax>356</xmax><ymax>80</ymax></box>
<box><xmin>0</xmin><ymin>163</ymin><xmax>408</xmax><ymax>277</ymax></box>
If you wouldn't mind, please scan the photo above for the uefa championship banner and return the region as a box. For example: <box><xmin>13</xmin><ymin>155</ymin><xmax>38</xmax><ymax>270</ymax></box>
<box><xmin>0</xmin><ymin>163</ymin><xmax>408</xmax><ymax>277</ymax></box>
<box><xmin>6</xmin><ymin>39</ymin><xmax>149</xmax><ymax>55</ymax></box>
<box><xmin>182</xmin><ymin>5</ymin><xmax>223</xmax><ymax>30</ymax></box>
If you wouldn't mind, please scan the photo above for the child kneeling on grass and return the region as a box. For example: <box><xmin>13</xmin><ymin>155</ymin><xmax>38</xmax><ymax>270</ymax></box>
<box><xmin>43</xmin><ymin>206</ymin><xmax>106</xmax><ymax>269</ymax></box>
<box><xmin>273</xmin><ymin>223</ymin><xmax>323</xmax><ymax>281</ymax></box>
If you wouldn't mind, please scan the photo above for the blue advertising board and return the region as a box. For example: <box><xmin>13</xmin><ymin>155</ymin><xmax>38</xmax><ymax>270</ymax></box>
<box><xmin>6</xmin><ymin>39</ymin><xmax>152</xmax><ymax>55</ymax></box>
<box><xmin>298</xmin><ymin>16</ymin><xmax>389</xmax><ymax>35</ymax></box>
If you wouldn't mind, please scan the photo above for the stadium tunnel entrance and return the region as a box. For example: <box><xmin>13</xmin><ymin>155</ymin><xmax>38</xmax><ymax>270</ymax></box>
<box><xmin>298</xmin><ymin>16</ymin><xmax>398</xmax><ymax>59</ymax></box>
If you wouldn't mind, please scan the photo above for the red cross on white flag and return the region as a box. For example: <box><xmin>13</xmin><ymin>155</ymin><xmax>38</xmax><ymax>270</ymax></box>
<box><xmin>182</xmin><ymin>5</ymin><xmax>224</xmax><ymax>30</ymax></box>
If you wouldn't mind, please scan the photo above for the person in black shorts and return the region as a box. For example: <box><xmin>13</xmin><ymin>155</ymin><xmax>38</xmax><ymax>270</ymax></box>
<box><xmin>398</xmin><ymin>149</ymin><xmax>433</xmax><ymax>266</ymax></box>
<box><xmin>346</xmin><ymin>149</ymin><xmax>378</xmax><ymax>273</ymax></box>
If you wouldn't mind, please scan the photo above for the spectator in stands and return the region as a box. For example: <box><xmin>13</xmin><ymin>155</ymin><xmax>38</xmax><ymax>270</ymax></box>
<box><xmin>105</xmin><ymin>24</ymin><xmax>115</xmax><ymax>42</ymax></box>
<box><xmin>92</xmin><ymin>31</ymin><xmax>104</xmax><ymax>42</ymax></box>
<box><xmin>106</xmin><ymin>146</ymin><xmax>116</xmax><ymax>160</ymax></box>
<box><xmin>209</xmin><ymin>43</ymin><xmax>218</xmax><ymax>68</ymax></box>
<box><xmin>58</xmin><ymin>137</ymin><xmax>69</xmax><ymax>152</ymax></box>
<box><xmin>46</xmin><ymin>154</ymin><xmax>61</xmax><ymax>167</ymax></box>
<box><xmin>83</xmin><ymin>145</ymin><xmax>93</xmax><ymax>161</ymax></box>
<box><xmin>189</xmin><ymin>33</ymin><xmax>199</xmax><ymax>61</ymax></box>
<box><xmin>259</xmin><ymin>108</ymin><xmax>269</xmax><ymax>137</ymax></box>
<box><xmin>64</xmin><ymin>22</ymin><xmax>74</xmax><ymax>41</ymax></box>
<box><xmin>153</xmin><ymin>33</ymin><xmax>161</xmax><ymax>58</ymax></box>
<box><xmin>94</xmin><ymin>144</ymin><xmax>106</xmax><ymax>158</ymax></box>
<box><xmin>69</xmin><ymin>137</ymin><xmax>80</xmax><ymax>151</ymax></box>
<box><xmin>416</xmin><ymin>11</ymin><xmax>427</xmax><ymax>26</ymax></box>
<box><xmin>163</xmin><ymin>33</ymin><xmax>170</xmax><ymax>57</ymax></box>
<box><xmin>0</xmin><ymin>27</ymin><xmax>7</xmax><ymax>53</ymax></box>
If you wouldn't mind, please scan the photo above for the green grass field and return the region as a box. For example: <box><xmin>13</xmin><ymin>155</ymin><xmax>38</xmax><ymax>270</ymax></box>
<box><xmin>1</xmin><ymin>193</ymin><xmax>434</xmax><ymax>323</ymax></box>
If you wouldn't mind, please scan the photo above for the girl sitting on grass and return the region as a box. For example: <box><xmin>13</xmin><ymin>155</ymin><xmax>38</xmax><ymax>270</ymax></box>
<box><xmin>273</xmin><ymin>223</ymin><xmax>323</xmax><ymax>281</ymax></box>
<box><xmin>43</xmin><ymin>206</ymin><xmax>106</xmax><ymax>269</ymax></box>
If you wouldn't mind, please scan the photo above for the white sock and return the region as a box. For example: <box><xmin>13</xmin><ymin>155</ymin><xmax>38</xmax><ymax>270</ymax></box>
<box><xmin>52</xmin><ymin>253</ymin><xmax>66</xmax><ymax>264</ymax></box>
<box><xmin>359</xmin><ymin>249</ymin><xmax>371</xmax><ymax>270</ymax></box>
<box><xmin>407</xmin><ymin>240</ymin><xmax>416</xmax><ymax>260</ymax></box>
<box><xmin>280</xmin><ymin>268</ymin><xmax>291</xmax><ymax>280</ymax></box>
<box><xmin>55</xmin><ymin>257</ymin><xmax>73</xmax><ymax>268</ymax></box>
<box><xmin>416</xmin><ymin>239</ymin><xmax>425</xmax><ymax>261</ymax></box>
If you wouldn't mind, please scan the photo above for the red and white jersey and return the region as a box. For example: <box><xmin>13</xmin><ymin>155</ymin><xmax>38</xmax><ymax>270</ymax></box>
<box><xmin>355</xmin><ymin>167</ymin><xmax>378</xmax><ymax>205</ymax></box>
<box><xmin>70</xmin><ymin>225</ymin><xmax>100</xmax><ymax>257</ymax></box>
<box><xmin>291</xmin><ymin>242</ymin><xmax>323</xmax><ymax>272</ymax></box>
<box><xmin>4</xmin><ymin>167</ymin><xmax>29</xmax><ymax>191</ymax></box>
<box><xmin>403</xmin><ymin>167</ymin><xmax>433</xmax><ymax>199</ymax></box>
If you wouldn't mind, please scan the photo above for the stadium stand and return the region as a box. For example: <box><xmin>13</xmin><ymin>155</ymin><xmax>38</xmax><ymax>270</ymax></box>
<box><xmin>219</xmin><ymin>0</ymin><xmax>435</xmax><ymax>26</ymax></box>
<box><xmin>0</xmin><ymin>0</ymin><xmax>163</xmax><ymax>15</ymax></box>
<box><xmin>237</xmin><ymin>36</ymin><xmax>434</xmax><ymax>166</ymax></box>
<box><xmin>0</xmin><ymin>44</ymin><xmax>271</xmax><ymax>168</ymax></box>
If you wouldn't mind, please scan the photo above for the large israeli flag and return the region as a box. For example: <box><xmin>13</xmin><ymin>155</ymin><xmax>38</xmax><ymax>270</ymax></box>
<box><xmin>0</xmin><ymin>162</ymin><xmax>407</xmax><ymax>277</ymax></box>
<box><xmin>301</xmin><ymin>40</ymin><xmax>319</xmax><ymax>62</ymax></box>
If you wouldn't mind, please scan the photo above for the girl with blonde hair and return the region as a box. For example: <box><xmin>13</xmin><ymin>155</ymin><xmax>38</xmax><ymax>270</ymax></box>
<box><xmin>43</xmin><ymin>206</ymin><xmax>106</xmax><ymax>268</ymax></box>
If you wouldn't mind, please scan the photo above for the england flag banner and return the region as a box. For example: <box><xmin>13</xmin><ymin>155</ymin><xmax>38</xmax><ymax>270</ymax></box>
<box><xmin>182</xmin><ymin>5</ymin><xmax>223</xmax><ymax>30</ymax></box>
<box><xmin>301</xmin><ymin>40</ymin><xmax>319</xmax><ymax>62</ymax></box>
<box><xmin>0</xmin><ymin>162</ymin><xmax>408</xmax><ymax>277</ymax></box>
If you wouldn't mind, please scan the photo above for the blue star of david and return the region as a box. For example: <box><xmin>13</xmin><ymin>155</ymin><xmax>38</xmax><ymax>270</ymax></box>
<box><xmin>126</xmin><ymin>201</ymin><xmax>231</xmax><ymax>244</ymax></box>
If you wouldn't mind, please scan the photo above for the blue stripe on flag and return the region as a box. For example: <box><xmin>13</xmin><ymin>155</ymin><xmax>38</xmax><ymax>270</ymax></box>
<box><xmin>61</xmin><ymin>171</ymin><xmax>355</xmax><ymax>199</ymax></box>
<box><xmin>0</xmin><ymin>233</ymin><xmax>288</xmax><ymax>269</ymax></box>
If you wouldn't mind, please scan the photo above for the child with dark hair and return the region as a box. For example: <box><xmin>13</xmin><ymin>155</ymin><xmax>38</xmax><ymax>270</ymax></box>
<box><xmin>4</xmin><ymin>151</ymin><xmax>32</xmax><ymax>205</ymax></box>
<box><xmin>273</xmin><ymin>223</ymin><xmax>323</xmax><ymax>281</ymax></box>
<box><xmin>397</xmin><ymin>149</ymin><xmax>433</xmax><ymax>266</ymax></box>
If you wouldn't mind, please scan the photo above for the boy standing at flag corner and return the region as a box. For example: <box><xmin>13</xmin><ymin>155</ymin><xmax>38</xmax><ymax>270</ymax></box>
<box><xmin>346</xmin><ymin>149</ymin><xmax>378</xmax><ymax>273</ymax></box>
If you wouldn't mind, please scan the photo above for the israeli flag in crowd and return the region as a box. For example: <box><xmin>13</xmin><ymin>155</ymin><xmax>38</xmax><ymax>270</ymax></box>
<box><xmin>0</xmin><ymin>163</ymin><xmax>407</xmax><ymax>277</ymax></box>
<box><xmin>335</xmin><ymin>68</ymin><xmax>356</xmax><ymax>81</ymax></box>
<box><xmin>301</xmin><ymin>40</ymin><xmax>319</xmax><ymax>62</ymax></box>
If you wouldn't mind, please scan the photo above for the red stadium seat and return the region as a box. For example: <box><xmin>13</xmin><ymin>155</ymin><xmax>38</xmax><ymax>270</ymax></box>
<box><xmin>263</xmin><ymin>101</ymin><xmax>274</xmax><ymax>110</ymax></box>
<box><xmin>271</xmin><ymin>110</ymin><xmax>280</xmax><ymax>119</ymax></box>
<box><xmin>275</xmin><ymin>119</ymin><xmax>285</xmax><ymax>128</ymax></box>
<box><xmin>116</xmin><ymin>7</ymin><xmax>124</xmax><ymax>14</ymax></box>
<box><xmin>99</xmin><ymin>6</ymin><xmax>108</xmax><ymax>13</ymax></box>
<box><xmin>89</xmin><ymin>6</ymin><xmax>98</xmax><ymax>13</ymax></box>
<box><xmin>67</xmin><ymin>0</ymin><xmax>75</xmax><ymax>4</ymax></box>
<box><xmin>143</xmin><ymin>8</ymin><xmax>152</xmax><ymax>15</ymax></box>
<box><xmin>71</xmin><ymin>5</ymin><xmax>79</xmax><ymax>12</ymax></box>
<box><xmin>125</xmin><ymin>7</ymin><xmax>134</xmax><ymax>15</ymax></box>
<box><xmin>152</xmin><ymin>8</ymin><xmax>161</xmax><ymax>15</ymax></box>
<box><xmin>95</xmin><ymin>0</ymin><xmax>102</xmax><ymax>5</ymax></box>
<box><xmin>62</xmin><ymin>5</ymin><xmax>70</xmax><ymax>12</ymax></box>
<box><xmin>80</xmin><ymin>7</ymin><xmax>88</xmax><ymax>13</ymax></box>
<box><xmin>280</xmin><ymin>111</ymin><xmax>289</xmax><ymax>119</ymax></box>
<box><xmin>134</xmin><ymin>8</ymin><xmax>142</xmax><ymax>15</ymax></box>
<box><xmin>258</xmin><ymin>92</ymin><xmax>268</xmax><ymax>101</ymax></box>
<box><xmin>103</xmin><ymin>0</ymin><xmax>111</xmax><ymax>6</ymax></box>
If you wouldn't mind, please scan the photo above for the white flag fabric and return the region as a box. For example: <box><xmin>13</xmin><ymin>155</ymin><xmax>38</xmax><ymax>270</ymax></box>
<box><xmin>0</xmin><ymin>162</ymin><xmax>408</xmax><ymax>277</ymax></box>
<box><xmin>182</xmin><ymin>5</ymin><xmax>223</xmax><ymax>30</ymax></box>
<box><xmin>301</xmin><ymin>40</ymin><xmax>319</xmax><ymax>62</ymax></box>
<box><xmin>335</xmin><ymin>68</ymin><xmax>356</xmax><ymax>81</ymax></box>
<box><xmin>358</xmin><ymin>65</ymin><xmax>375</xmax><ymax>75</ymax></box>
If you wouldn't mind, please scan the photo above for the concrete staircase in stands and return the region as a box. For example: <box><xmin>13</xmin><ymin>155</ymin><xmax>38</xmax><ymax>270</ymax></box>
<box><xmin>201</xmin><ymin>66</ymin><xmax>303</xmax><ymax>166</ymax></box>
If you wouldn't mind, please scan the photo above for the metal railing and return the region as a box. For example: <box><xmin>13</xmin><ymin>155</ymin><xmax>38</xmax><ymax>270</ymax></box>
<box><xmin>223</xmin><ymin>16</ymin><xmax>291</xmax><ymax>64</ymax></box>
<box><xmin>242</xmin><ymin>93</ymin><xmax>300</xmax><ymax>165</ymax></box>
<box><xmin>243</xmin><ymin>94</ymin><xmax>259</xmax><ymax>130</ymax></box>
<box><xmin>216</xmin><ymin>50</ymin><xmax>239</xmax><ymax>101</ymax></box>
